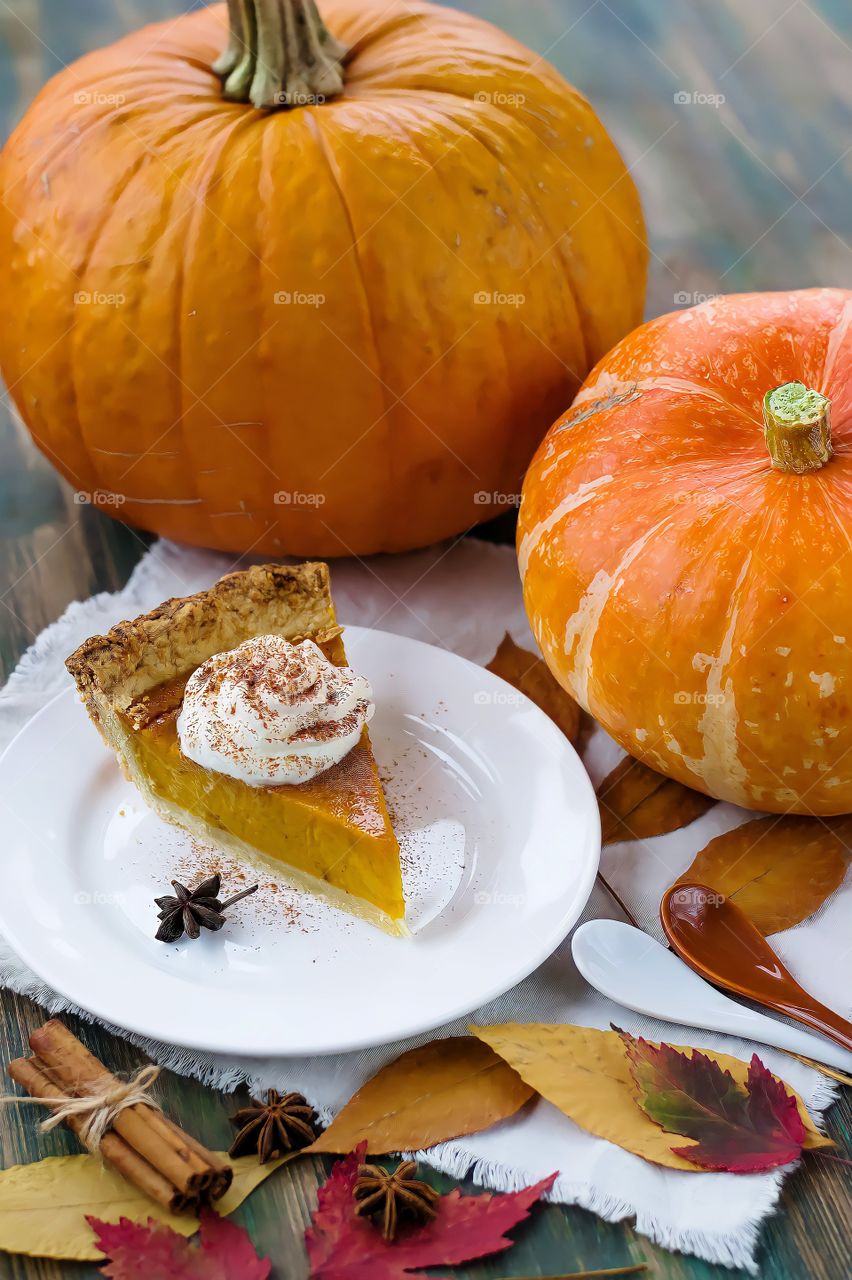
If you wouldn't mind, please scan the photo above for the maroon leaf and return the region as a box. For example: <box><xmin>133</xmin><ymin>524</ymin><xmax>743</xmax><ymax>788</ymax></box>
<box><xmin>88</xmin><ymin>1208</ymin><xmax>271</xmax><ymax>1280</ymax></box>
<box><xmin>305</xmin><ymin>1143</ymin><xmax>556</xmax><ymax>1278</ymax></box>
<box><xmin>620</xmin><ymin>1030</ymin><xmax>806</xmax><ymax>1172</ymax></box>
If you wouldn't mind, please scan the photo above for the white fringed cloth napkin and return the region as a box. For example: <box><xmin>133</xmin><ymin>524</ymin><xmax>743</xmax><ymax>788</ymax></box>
<box><xmin>1</xmin><ymin>538</ymin><xmax>848</xmax><ymax>1273</ymax></box>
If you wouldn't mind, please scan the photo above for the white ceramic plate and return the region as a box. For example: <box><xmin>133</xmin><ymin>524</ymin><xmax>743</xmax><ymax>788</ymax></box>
<box><xmin>0</xmin><ymin>627</ymin><xmax>599</xmax><ymax>1056</ymax></box>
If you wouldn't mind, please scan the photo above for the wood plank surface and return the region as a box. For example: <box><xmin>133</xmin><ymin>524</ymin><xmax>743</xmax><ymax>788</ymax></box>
<box><xmin>0</xmin><ymin>3</ymin><xmax>850</xmax><ymax>1278</ymax></box>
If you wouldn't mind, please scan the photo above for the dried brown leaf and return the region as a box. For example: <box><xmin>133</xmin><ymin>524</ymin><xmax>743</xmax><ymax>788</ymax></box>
<box><xmin>309</xmin><ymin>1037</ymin><xmax>534</xmax><ymax>1155</ymax></box>
<box><xmin>487</xmin><ymin>634</ymin><xmax>581</xmax><ymax>743</ymax></box>
<box><xmin>675</xmin><ymin>815</ymin><xmax>852</xmax><ymax>934</ymax></box>
<box><xmin>598</xmin><ymin>756</ymin><xmax>715</xmax><ymax>845</ymax></box>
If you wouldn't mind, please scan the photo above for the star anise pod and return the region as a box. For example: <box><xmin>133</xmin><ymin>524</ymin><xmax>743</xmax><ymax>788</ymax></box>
<box><xmin>154</xmin><ymin>873</ymin><xmax>258</xmax><ymax>942</ymax></box>
<box><xmin>353</xmin><ymin>1159</ymin><xmax>439</xmax><ymax>1241</ymax></box>
<box><xmin>228</xmin><ymin>1089</ymin><xmax>318</xmax><ymax>1162</ymax></box>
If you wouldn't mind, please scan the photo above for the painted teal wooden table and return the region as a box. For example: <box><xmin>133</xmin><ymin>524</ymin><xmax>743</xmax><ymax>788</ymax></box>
<box><xmin>0</xmin><ymin>3</ymin><xmax>850</xmax><ymax>1277</ymax></box>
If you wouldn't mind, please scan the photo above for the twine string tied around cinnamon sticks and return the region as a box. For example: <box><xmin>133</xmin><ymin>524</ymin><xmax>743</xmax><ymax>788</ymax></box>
<box><xmin>2</xmin><ymin>1062</ymin><xmax>163</xmax><ymax>1152</ymax></box>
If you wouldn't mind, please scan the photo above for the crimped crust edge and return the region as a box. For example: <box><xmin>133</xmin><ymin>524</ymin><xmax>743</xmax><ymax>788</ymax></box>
<box><xmin>65</xmin><ymin>562</ymin><xmax>338</xmax><ymax>714</ymax></box>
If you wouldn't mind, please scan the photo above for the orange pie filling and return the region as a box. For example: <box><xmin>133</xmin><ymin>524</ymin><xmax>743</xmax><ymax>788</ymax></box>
<box><xmin>120</xmin><ymin>635</ymin><xmax>405</xmax><ymax>930</ymax></box>
<box><xmin>66</xmin><ymin>564</ymin><xmax>407</xmax><ymax>935</ymax></box>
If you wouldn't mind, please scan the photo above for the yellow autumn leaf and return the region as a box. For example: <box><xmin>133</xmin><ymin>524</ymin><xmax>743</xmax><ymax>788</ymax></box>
<box><xmin>471</xmin><ymin>1023</ymin><xmax>830</xmax><ymax>1172</ymax></box>
<box><xmin>310</xmin><ymin>1036</ymin><xmax>534</xmax><ymax>1154</ymax></box>
<box><xmin>0</xmin><ymin>1150</ymin><xmax>291</xmax><ymax>1261</ymax></box>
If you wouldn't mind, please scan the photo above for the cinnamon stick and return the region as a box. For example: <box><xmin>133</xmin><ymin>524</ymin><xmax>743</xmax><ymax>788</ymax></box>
<box><xmin>12</xmin><ymin>1019</ymin><xmax>233</xmax><ymax>1211</ymax></box>
<box><xmin>29</xmin><ymin>1019</ymin><xmax>228</xmax><ymax>1199</ymax></box>
<box><xmin>162</xmin><ymin>1114</ymin><xmax>233</xmax><ymax>1201</ymax></box>
<box><xmin>7</xmin><ymin>1056</ymin><xmax>185</xmax><ymax>1213</ymax></box>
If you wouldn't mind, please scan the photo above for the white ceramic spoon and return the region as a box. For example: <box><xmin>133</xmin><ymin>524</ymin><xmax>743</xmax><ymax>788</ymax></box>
<box><xmin>572</xmin><ymin>918</ymin><xmax>852</xmax><ymax>1073</ymax></box>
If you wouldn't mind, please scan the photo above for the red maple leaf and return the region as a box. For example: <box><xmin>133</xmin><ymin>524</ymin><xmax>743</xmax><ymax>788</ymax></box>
<box><xmin>87</xmin><ymin>1208</ymin><xmax>271</xmax><ymax>1280</ymax></box>
<box><xmin>619</xmin><ymin>1028</ymin><xmax>806</xmax><ymax>1172</ymax></box>
<box><xmin>305</xmin><ymin>1144</ymin><xmax>556</xmax><ymax>1279</ymax></box>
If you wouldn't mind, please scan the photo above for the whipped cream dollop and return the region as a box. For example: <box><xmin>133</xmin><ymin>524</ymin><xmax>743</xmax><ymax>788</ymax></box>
<box><xmin>176</xmin><ymin>634</ymin><xmax>374</xmax><ymax>786</ymax></box>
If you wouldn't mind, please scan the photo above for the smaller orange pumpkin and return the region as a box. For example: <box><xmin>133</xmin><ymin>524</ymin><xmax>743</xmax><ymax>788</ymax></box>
<box><xmin>519</xmin><ymin>288</ymin><xmax>852</xmax><ymax>816</ymax></box>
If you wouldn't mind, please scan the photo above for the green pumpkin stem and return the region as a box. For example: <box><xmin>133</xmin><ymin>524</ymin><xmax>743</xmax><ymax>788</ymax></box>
<box><xmin>215</xmin><ymin>0</ymin><xmax>347</xmax><ymax>111</ymax></box>
<box><xmin>762</xmin><ymin>381</ymin><xmax>832</xmax><ymax>475</ymax></box>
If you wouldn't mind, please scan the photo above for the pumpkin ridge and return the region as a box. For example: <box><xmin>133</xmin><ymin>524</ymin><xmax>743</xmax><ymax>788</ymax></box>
<box><xmin>200</xmin><ymin>124</ymin><xmax>272</xmax><ymax>529</ymax></box>
<box><xmin>454</xmin><ymin>108</ymin><xmax>622</xmax><ymax>500</ymax></box>
<box><xmin>478</xmin><ymin>100</ymin><xmax>643</xmax><ymax>364</ymax></box>
<box><xmin>59</xmin><ymin>66</ymin><xmax>201</xmax><ymax>98</ymax></box>
<box><xmin>748</xmin><ymin>483</ymin><xmax>852</xmax><ymax>762</ymax></box>
<box><xmin>377</xmin><ymin>102</ymin><xmax>518</xmax><ymax>489</ymax></box>
<box><xmin>631</xmin><ymin>375</ymin><xmax>757</xmax><ymax>423</ymax></box>
<box><xmin>256</xmin><ymin>115</ymin><xmax>279</xmax><ymax>541</ymax></box>
<box><xmin>36</xmin><ymin>43</ymin><xmax>219</xmax><ymax>144</ymax></box>
<box><xmin>689</xmin><ymin>551</ymin><xmax>755</xmax><ymax>806</ymax></box>
<box><xmin>343</xmin><ymin>0</ymin><xmax>535</xmax><ymax>75</ymax></box>
<box><xmin>331</xmin><ymin>8</ymin><xmax>426</xmax><ymax>66</ymax></box>
<box><xmin>185</xmin><ymin>112</ymin><xmax>268</xmax><ymax>515</ymax></box>
<box><xmin>683</xmin><ymin>496</ymin><xmax>797</xmax><ymax>802</ymax></box>
<box><xmin>19</xmin><ymin>101</ymin><xmax>136</xmax><ymax>200</ymax></box>
<box><xmin>137</xmin><ymin>111</ymin><xmax>259</xmax><ymax>519</ymax></box>
<box><xmin>821</xmin><ymin>294</ymin><xmax>852</xmax><ymax>392</ymax></box>
<box><xmin>815</xmin><ymin>482</ymin><xmax>852</xmax><ymax>571</ymax></box>
<box><xmin>575</xmin><ymin>513</ymin><xmax>679</xmax><ymax>712</ymax></box>
<box><xmin>62</xmin><ymin>54</ymin><xmax>219</xmax><ymax>95</ymax></box>
<box><xmin>684</xmin><ymin>463</ymin><xmax>776</xmax><ymax>508</ymax></box>
<box><xmin>101</xmin><ymin>120</ymin><xmax>189</xmax><ymax>488</ymax></box>
<box><xmin>367</xmin><ymin>103</ymin><xmax>460</xmax><ymax>311</ymax></box>
<box><xmin>304</xmin><ymin>110</ymin><xmax>394</xmax><ymax>514</ymax></box>
<box><xmin>155</xmin><ymin>50</ymin><xmax>227</xmax><ymax>79</ymax></box>
<box><xmin>566</xmin><ymin>103</ymin><xmax>648</xmax><ymax>339</ymax></box>
<box><xmin>68</xmin><ymin>144</ymin><xmax>165</xmax><ymax>493</ymax></box>
<box><xmin>517</xmin><ymin>475</ymin><xmax>614</xmax><ymax>580</ymax></box>
<box><xmin>459</xmin><ymin>115</ymin><xmax>590</xmax><ymax>377</ymax></box>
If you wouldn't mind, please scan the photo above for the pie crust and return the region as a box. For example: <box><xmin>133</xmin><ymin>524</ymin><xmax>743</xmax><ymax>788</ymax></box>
<box><xmin>67</xmin><ymin>563</ymin><xmax>338</xmax><ymax>719</ymax></box>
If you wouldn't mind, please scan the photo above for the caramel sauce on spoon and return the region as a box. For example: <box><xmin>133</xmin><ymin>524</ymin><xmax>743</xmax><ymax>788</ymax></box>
<box><xmin>661</xmin><ymin>882</ymin><xmax>852</xmax><ymax>1053</ymax></box>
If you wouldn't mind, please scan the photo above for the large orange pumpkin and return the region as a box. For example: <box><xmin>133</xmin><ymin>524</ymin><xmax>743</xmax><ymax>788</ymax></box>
<box><xmin>519</xmin><ymin>288</ymin><xmax>852</xmax><ymax>816</ymax></box>
<box><xmin>0</xmin><ymin>0</ymin><xmax>646</xmax><ymax>557</ymax></box>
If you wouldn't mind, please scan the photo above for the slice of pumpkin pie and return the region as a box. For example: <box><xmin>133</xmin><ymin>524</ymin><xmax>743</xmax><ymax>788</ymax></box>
<box><xmin>66</xmin><ymin>563</ymin><xmax>406</xmax><ymax>934</ymax></box>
